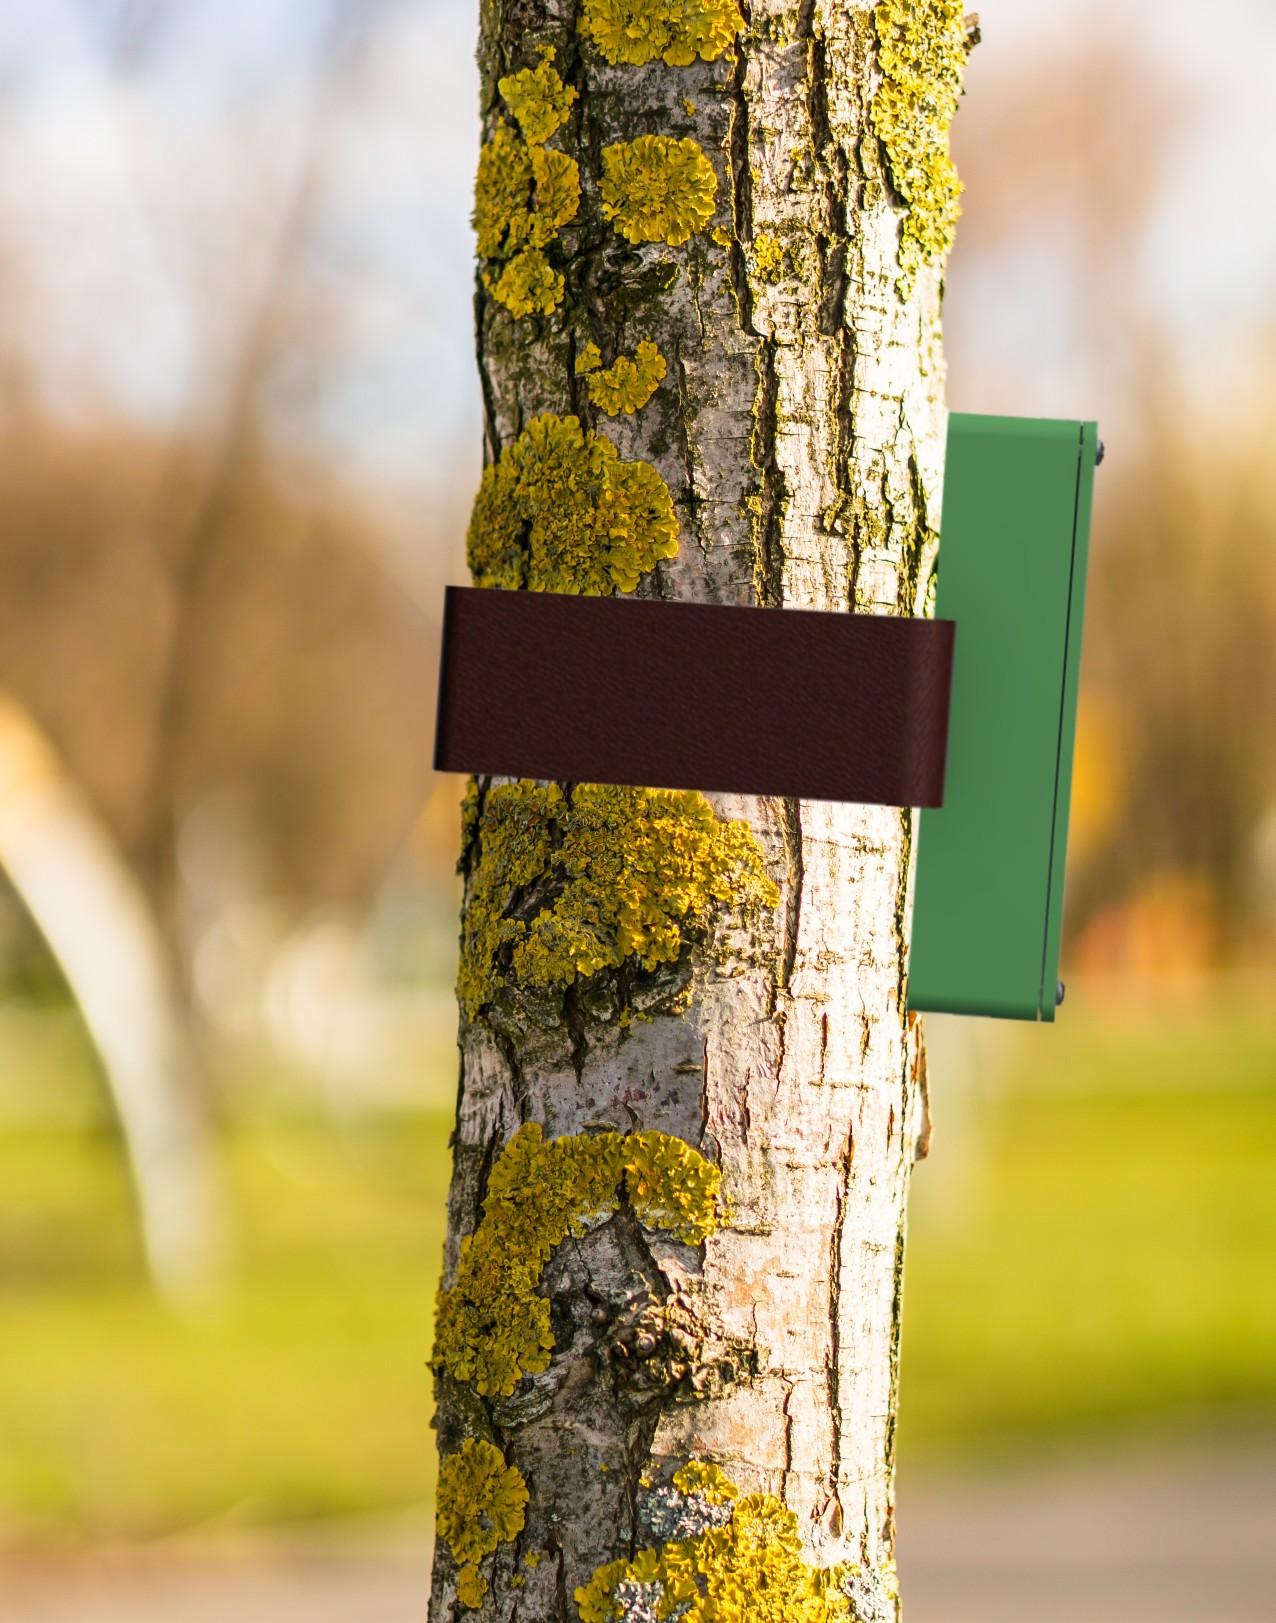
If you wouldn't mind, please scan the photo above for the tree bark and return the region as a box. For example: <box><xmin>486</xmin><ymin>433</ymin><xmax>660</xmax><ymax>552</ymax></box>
<box><xmin>431</xmin><ymin>4</ymin><xmax>966</xmax><ymax>1619</ymax></box>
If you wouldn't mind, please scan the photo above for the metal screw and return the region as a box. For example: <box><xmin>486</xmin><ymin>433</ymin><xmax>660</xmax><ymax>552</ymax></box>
<box><xmin>1095</xmin><ymin>440</ymin><xmax>1106</xmax><ymax>467</ymax></box>
<box><xmin>1056</xmin><ymin>980</ymin><xmax>1067</xmax><ymax>1008</ymax></box>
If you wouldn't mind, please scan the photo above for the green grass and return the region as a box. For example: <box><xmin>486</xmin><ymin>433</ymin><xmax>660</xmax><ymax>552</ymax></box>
<box><xmin>901</xmin><ymin>1001</ymin><xmax>1276</xmax><ymax>1461</ymax></box>
<box><xmin>1</xmin><ymin>993</ymin><xmax>1275</xmax><ymax>1542</ymax></box>
<box><xmin>0</xmin><ymin>1112</ymin><xmax>452</xmax><ymax>1544</ymax></box>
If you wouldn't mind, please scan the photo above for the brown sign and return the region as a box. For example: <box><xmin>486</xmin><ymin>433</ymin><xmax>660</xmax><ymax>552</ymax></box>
<box><xmin>434</xmin><ymin>587</ymin><xmax>956</xmax><ymax>807</ymax></box>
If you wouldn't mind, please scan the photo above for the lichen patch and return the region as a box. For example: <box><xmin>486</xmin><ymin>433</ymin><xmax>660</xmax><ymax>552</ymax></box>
<box><xmin>455</xmin><ymin>780</ymin><xmax>778</xmax><ymax>1022</ymax></box>
<box><xmin>433</xmin><ymin>1123</ymin><xmax>724</xmax><ymax>1399</ymax></box>
<box><xmin>870</xmin><ymin>0</ymin><xmax>967</xmax><ymax>294</ymax></box>
<box><xmin>576</xmin><ymin>1461</ymin><xmax>877</xmax><ymax>1623</ymax></box>
<box><xmin>579</xmin><ymin>339</ymin><xmax>669</xmax><ymax>415</ymax></box>
<box><xmin>749</xmin><ymin>232</ymin><xmax>786</xmax><ymax>285</ymax></box>
<box><xmin>489</xmin><ymin>248</ymin><xmax>564</xmax><ymax>319</ymax></box>
<box><xmin>473</xmin><ymin>52</ymin><xmax>581</xmax><ymax>318</ymax></box>
<box><xmin>602</xmin><ymin>135</ymin><xmax>718</xmax><ymax>247</ymax></box>
<box><xmin>466</xmin><ymin>413</ymin><xmax>678</xmax><ymax>594</ymax></box>
<box><xmin>436</xmin><ymin>1437</ymin><xmax>530</xmax><ymax>1610</ymax></box>
<box><xmin>498</xmin><ymin>48</ymin><xmax>579</xmax><ymax>147</ymax></box>
<box><xmin>580</xmin><ymin>0</ymin><xmax>744</xmax><ymax>68</ymax></box>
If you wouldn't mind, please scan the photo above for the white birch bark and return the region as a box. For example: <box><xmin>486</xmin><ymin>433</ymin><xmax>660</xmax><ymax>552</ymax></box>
<box><xmin>431</xmin><ymin>4</ymin><xmax>962</xmax><ymax>1618</ymax></box>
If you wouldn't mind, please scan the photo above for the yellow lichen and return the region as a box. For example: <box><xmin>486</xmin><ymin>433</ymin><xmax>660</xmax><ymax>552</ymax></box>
<box><xmin>672</xmin><ymin>1460</ymin><xmax>739</xmax><ymax>1506</ymax></box>
<box><xmin>487</xmin><ymin>248</ymin><xmax>565</xmax><ymax>319</ymax></box>
<box><xmin>576</xmin><ymin>1463</ymin><xmax>858</xmax><ymax>1623</ymax></box>
<box><xmin>529</xmin><ymin>145</ymin><xmax>582</xmax><ymax>234</ymax></box>
<box><xmin>499</xmin><ymin>50</ymin><xmax>578</xmax><ymax>147</ymax></box>
<box><xmin>466</xmin><ymin>414</ymin><xmax>678</xmax><ymax>595</ymax></box>
<box><xmin>585</xmin><ymin>340</ymin><xmax>668</xmax><ymax>415</ymax></box>
<box><xmin>436</xmin><ymin>1437</ymin><xmax>529</xmax><ymax>1609</ymax></box>
<box><xmin>474</xmin><ymin>126</ymin><xmax>535</xmax><ymax>259</ymax></box>
<box><xmin>602</xmin><ymin>135</ymin><xmax>718</xmax><ymax>247</ymax></box>
<box><xmin>580</xmin><ymin>0</ymin><xmax>744</xmax><ymax>68</ymax></box>
<box><xmin>455</xmin><ymin>780</ymin><xmax>778</xmax><ymax>1020</ymax></box>
<box><xmin>473</xmin><ymin>55</ymin><xmax>581</xmax><ymax>318</ymax></box>
<box><xmin>626</xmin><ymin>1130</ymin><xmax>723</xmax><ymax>1244</ymax></box>
<box><xmin>474</xmin><ymin>136</ymin><xmax>580</xmax><ymax>260</ymax></box>
<box><xmin>576</xmin><ymin>341</ymin><xmax>604</xmax><ymax>375</ymax></box>
<box><xmin>870</xmin><ymin>0</ymin><xmax>967</xmax><ymax>293</ymax></box>
<box><xmin>457</xmin><ymin>1564</ymin><xmax>489</xmax><ymax>1609</ymax></box>
<box><xmin>434</xmin><ymin>1123</ymin><xmax>724</xmax><ymax>1398</ymax></box>
<box><xmin>750</xmin><ymin>232</ymin><xmax>785</xmax><ymax>284</ymax></box>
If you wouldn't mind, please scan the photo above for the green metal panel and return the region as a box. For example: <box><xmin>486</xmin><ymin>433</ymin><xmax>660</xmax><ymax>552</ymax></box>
<box><xmin>908</xmin><ymin>414</ymin><xmax>1100</xmax><ymax>1022</ymax></box>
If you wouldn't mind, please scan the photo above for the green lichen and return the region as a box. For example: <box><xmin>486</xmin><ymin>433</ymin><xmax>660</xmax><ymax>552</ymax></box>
<box><xmin>870</xmin><ymin>0</ymin><xmax>967</xmax><ymax>294</ymax></box>
<box><xmin>602</xmin><ymin>136</ymin><xmax>718</xmax><ymax>247</ymax></box>
<box><xmin>750</xmin><ymin>232</ymin><xmax>785</xmax><ymax>284</ymax></box>
<box><xmin>499</xmin><ymin>49</ymin><xmax>578</xmax><ymax>147</ymax></box>
<box><xmin>473</xmin><ymin>53</ymin><xmax>581</xmax><ymax>318</ymax></box>
<box><xmin>455</xmin><ymin>780</ymin><xmax>778</xmax><ymax>1021</ymax></box>
<box><xmin>580</xmin><ymin>0</ymin><xmax>744</xmax><ymax>67</ymax></box>
<box><xmin>434</xmin><ymin>1123</ymin><xmax>724</xmax><ymax>1398</ymax></box>
<box><xmin>576</xmin><ymin>1462</ymin><xmax>863</xmax><ymax>1623</ymax></box>
<box><xmin>579</xmin><ymin>339</ymin><xmax>668</xmax><ymax>415</ymax></box>
<box><xmin>436</xmin><ymin>1437</ymin><xmax>530</xmax><ymax>1610</ymax></box>
<box><xmin>466</xmin><ymin>413</ymin><xmax>678</xmax><ymax>595</ymax></box>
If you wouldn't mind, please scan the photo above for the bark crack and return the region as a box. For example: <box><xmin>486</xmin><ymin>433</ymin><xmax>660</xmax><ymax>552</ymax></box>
<box><xmin>827</xmin><ymin>1124</ymin><xmax>854</xmax><ymax>1517</ymax></box>
<box><xmin>673</xmin><ymin>340</ymin><xmax>710</xmax><ymax>561</ymax></box>
<box><xmin>782</xmin><ymin>1376</ymin><xmax>798</xmax><ymax>1502</ymax></box>
<box><xmin>799</xmin><ymin>7</ymin><xmax>851</xmax><ymax>338</ymax></box>
<box><xmin>726</xmin><ymin>34</ymin><xmax>758</xmax><ymax>338</ymax></box>
<box><xmin>752</xmin><ymin>335</ymin><xmax>788</xmax><ymax>607</ymax></box>
<box><xmin>778</xmin><ymin>796</ymin><xmax>804</xmax><ymax>994</ymax></box>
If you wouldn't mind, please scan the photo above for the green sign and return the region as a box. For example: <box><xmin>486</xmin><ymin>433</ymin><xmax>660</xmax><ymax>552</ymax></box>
<box><xmin>909</xmin><ymin>414</ymin><xmax>1100</xmax><ymax>1022</ymax></box>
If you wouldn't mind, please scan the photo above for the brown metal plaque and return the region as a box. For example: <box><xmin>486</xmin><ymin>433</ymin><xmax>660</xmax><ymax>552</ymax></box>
<box><xmin>434</xmin><ymin>587</ymin><xmax>955</xmax><ymax>807</ymax></box>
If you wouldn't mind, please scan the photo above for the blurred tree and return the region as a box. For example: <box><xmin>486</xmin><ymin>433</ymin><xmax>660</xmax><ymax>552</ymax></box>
<box><xmin>0</xmin><ymin>696</ymin><xmax>223</xmax><ymax>1299</ymax></box>
<box><xmin>0</xmin><ymin>0</ymin><xmax>445</xmax><ymax>1298</ymax></box>
<box><xmin>430</xmin><ymin>5</ymin><xmax>970</xmax><ymax>1619</ymax></box>
<box><xmin>947</xmin><ymin>28</ymin><xmax>1276</xmax><ymax>967</ymax></box>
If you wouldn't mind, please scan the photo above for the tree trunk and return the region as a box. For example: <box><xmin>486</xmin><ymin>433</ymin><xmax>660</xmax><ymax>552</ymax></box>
<box><xmin>431</xmin><ymin>4</ymin><xmax>967</xmax><ymax>1619</ymax></box>
<box><xmin>0</xmin><ymin>696</ymin><xmax>225</xmax><ymax>1305</ymax></box>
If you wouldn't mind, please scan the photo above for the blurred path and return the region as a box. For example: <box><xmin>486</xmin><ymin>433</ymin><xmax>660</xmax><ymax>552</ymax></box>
<box><xmin>0</xmin><ymin>1537</ymin><xmax>432</xmax><ymax>1622</ymax></box>
<box><xmin>2</xmin><ymin>1442</ymin><xmax>1273</xmax><ymax>1621</ymax></box>
<box><xmin>899</xmin><ymin>1439</ymin><xmax>1276</xmax><ymax>1623</ymax></box>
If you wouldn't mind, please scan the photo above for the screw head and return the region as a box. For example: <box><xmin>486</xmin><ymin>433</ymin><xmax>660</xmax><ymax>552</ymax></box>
<box><xmin>1095</xmin><ymin>440</ymin><xmax>1106</xmax><ymax>467</ymax></box>
<box><xmin>1056</xmin><ymin>980</ymin><xmax>1067</xmax><ymax>1008</ymax></box>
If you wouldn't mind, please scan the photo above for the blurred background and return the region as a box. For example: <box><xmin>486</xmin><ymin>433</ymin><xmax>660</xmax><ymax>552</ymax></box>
<box><xmin>0</xmin><ymin>1</ymin><xmax>1273</xmax><ymax>1618</ymax></box>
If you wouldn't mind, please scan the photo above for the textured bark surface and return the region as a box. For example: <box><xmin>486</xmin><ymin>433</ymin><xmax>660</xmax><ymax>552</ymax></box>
<box><xmin>431</xmin><ymin>4</ymin><xmax>961</xmax><ymax>1619</ymax></box>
